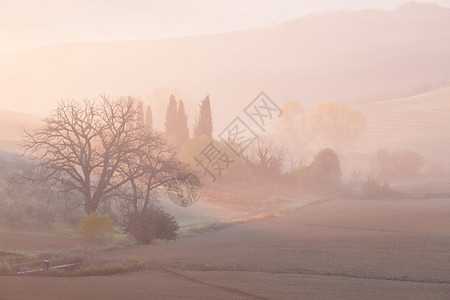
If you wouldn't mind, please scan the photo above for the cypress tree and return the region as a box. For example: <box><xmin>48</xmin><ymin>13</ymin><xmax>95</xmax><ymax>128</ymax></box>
<box><xmin>196</xmin><ymin>95</ymin><xmax>212</xmax><ymax>138</ymax></box>
<box><xmin>145</xmin><ymin>105</ymin><xmax>153</xmax><ymax>131</ymax></box>
<box><xmin>136</xmin><ymin>101</ymin><xmax>144</xmax><ymax>127</ymax></box>
<box><xmin>176</xmin><ymin>100</ymin><xmax>190</xmax><ymax>147</ymax></box>
<box><xmin>165</xmin><ymin>95</ymin><xmax>178</xmax><ymax>137</ymax></box>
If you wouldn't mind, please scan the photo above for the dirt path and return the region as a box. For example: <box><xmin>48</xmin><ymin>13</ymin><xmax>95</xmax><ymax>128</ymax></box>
<box><xmin>157</xmin><ymin>266</ymin><xmax>267</xmax><ymax>299</ymax></box>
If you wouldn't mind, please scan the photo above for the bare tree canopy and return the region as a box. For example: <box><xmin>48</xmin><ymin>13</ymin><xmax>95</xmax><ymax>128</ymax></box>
<box><xmin>275</xmin><ymin>100</ymin><xmax>315</xmax><ymax>155</ymax></box>
<box><xmin>22</xmin><ymin>96</ymin><xmax>198</xmax><ymax>214</ymax></box>
<box><xmin>116</xmin><ymin>130</ymin><xmax>197</xmax><ymax>213</ymax></box>
<box><xmin>244</xmin><ymin>135</ymin><xmax>288</xmax><ymax>176</ymax></box>
<box><xmin>115</xmin><ymin>130</ymin><xmax>199</xmax><ymax>243</ymax></box>
<box><xmin>313</xmin><ymin>102</ymin><xmax>366</xmax><ymax>155</ymax></box>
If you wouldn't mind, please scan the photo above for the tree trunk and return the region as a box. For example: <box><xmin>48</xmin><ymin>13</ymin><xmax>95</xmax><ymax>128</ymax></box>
<box><xmin>84</xmin><ymin>196</ymin><xmax>99</xmax><ymax>214</ymax></box>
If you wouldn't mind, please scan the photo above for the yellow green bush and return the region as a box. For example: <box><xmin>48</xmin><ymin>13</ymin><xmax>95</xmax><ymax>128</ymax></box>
<box><xmin>78</xmin><ymin>213</ymin><xmax>115</xmax><ymax>244</ymax></box>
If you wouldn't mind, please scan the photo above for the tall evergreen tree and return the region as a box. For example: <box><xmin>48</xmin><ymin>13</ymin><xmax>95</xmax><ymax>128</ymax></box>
<box><xmin>145</xmin><ymin>105</ymin><xmax>153</xmax><ymax>131</ymax></box>
<box><xmin>165</xmin><ymin>95</ymin><xmax>178</xmax><ymax>138</ymax></box>
<box><xmin>196</xmin><ymin>95</ymin><xmax>212</xmax><ymax>138</ymax></box>
<box><xmin>136</xmin><ymin>101</ymin><xmax>145</xmax><ymax>127</ymax></box>
<box><xmin>176</xmin><ymin>100</ymin><xmax>189</xmax><ymax>147</ymax></box>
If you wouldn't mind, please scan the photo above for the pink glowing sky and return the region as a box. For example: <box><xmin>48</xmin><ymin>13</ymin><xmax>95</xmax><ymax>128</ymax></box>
<box><xmin>2</xmin><ymin>0</ymin><xmax>450</xmax><ymax>54</ymax></box>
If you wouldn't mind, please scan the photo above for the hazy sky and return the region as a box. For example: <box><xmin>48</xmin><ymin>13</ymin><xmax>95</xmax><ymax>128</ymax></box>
<box><xmin>1</xmin><ymin>0</ymin><xmax>450</xmax><ymax>53</ymax></box>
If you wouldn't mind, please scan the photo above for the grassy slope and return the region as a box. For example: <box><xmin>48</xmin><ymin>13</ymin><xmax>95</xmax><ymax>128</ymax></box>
<box><xmin>353</xmin><ymin>86</ymin><xmax>450</xmax><ymax>162</ymax></box>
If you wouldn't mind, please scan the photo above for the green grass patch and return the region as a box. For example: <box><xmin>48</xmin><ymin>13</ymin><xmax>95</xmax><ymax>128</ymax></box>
<box><xmin>181</xmin><ymin>263</ymin><xmax>247</xmax><ymax>272</ymax></box>
<box><xmin>0</xmin><ymin>218</ymin><xmax>76</xmax><ymax>238</ymax></box>
<box><xmin>41</xmin><ymin>258</ymin><xmax>147</xmax><ymax>277</ymax></box>
<box><xmin>0</xmin><ymin>250</ymin><xmax>38</xmax><ymax>265</ymax></box>
<box><xmin>179</xmin><ymin>222</ymin><xmax>232</xmax><ymax>237</ymax></box>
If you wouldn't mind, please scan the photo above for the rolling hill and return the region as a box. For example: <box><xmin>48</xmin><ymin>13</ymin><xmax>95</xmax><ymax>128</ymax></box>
<box><xmin>0</xmin><ymin>2</ymin><xmax>449</xmax><ymax>130</ymax></box>
<box><xmin>353</xmin><ymin>86</ymin><xmax>450</xmax><ymax>161</ymax></box>
<box><xmin>0</xmin><ymin>110</ymin><xmax>41</xmax><ymax>152</ymax></box>
<box><xmin>1</xmin><ymin>85</ymin><xmax>448</xmax><ymax>163</ymax></box>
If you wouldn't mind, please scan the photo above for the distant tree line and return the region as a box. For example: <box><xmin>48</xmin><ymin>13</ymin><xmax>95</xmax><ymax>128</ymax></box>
<box><xmin>164</xmin><ymin>94</ymin><xmax>212</xmax><ymax>148</ymax></box>
<box><xmin>4</xmin><ymin>91</ymin><xmax>427</xmax><ymax>244</ymax></box>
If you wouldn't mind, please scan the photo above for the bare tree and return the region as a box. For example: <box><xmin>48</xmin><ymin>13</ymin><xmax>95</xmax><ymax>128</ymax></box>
<box><xmin>114</xmin><ymin>129</ymin><xmax>198</xmax><ymax>243</ymax></box>
<box><xmin>22</xmin><ymin>96</ymin><xmax>152</xmax><ymax>213</ymax></box>
<box><xmin>313</xmin><ymin>102</ymin><xmax>366</xmax><ymax>155</ymax></box>
<box><xmin>275</xmin><ymin>101</ymin><xmax>315</xmax><ymax>155</ymax></box>
<box><xmin>245</xmin><ymin>135</ymin><xmax>288</xmax><ymax>176</ymax></box>
<box><xmin>371</xmin><ymin>148</ymin><xmax>423</xmax><ymax>181</ymax></box>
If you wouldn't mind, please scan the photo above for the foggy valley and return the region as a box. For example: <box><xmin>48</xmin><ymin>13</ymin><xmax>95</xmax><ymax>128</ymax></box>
<box><xmin>0</xmin><ymin>1</ymin><xmax>449</xmax><ymax>299</ymax></box>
